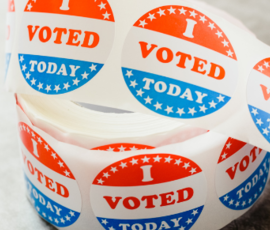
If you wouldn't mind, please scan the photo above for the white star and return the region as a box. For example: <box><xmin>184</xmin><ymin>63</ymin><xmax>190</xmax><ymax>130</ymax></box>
<box><xmin>65</xmin><ymin>215</ymin><xmax>71</xmax><ymax>221</ymax></box>
<box><xmin>126</xmin><ymin>70</ymin><xmax>133</xmax><ymax>78</ymax></box>
<box><xmin>189</xmin><ymin>10</ymin><xmax>197</xmax><ymax>18</ymax></box>
<box><xmin>264</xmin><ymin>61</ymin><xmax>270</xmax><ymax>68</ymax></box>
<box><xmin>224</xmin><ymin>195</ymin><xmax>229</xmax><ymax>201</ymax></box>
<box><xmin>183</xmin><ymin>162</ymin><xmax>190</xmax><ymax>169</ymax></box>
<box><xmin>22</xmin><ymin>65</ymin><xmax>27</xmax><ymax>72</ymax></box>
<box><xmin>226</xmin><ymin>142</ymin><xmax>232</xmax><ymax>149</ymax></box>
<box><xmin>221</xmin><ymin>152</ymin><xmax>227</xmax><ymax>159</ymax></box>
<box><xmin>73</xmin><ymin>78</ymin><xmax>80</xmax><ymax>86</ymax></box>
<box><xmin>107</xmin><ymin>147</ymin><xmax>114</xmax><ymax>151</ymax></box>
<box><xmin>199</xmin><ymin>15</ymin><xmax>207</xmax><ymax>23</ymax></box>
<box><xmin>165</xmin><ymin>106</ymin><xmax>173</xmax><ymax>114</ymax></box>
<box><xmin>148</xmin><ymin>13</ymin><xmax>156</xmax><ymax>21</ymax></box>
<box><xmin>103</xmin><ymin>11</ymin><xmax>111</xmax><ymax>20</ymax></box>
<box><xmin>192</xmin><ymin>209</ymin><xmax>198</xmax><ymax>216</ymax></box>
<box><xmin>31</xmin><ymin>132</ymin><xmax>35</xmax><ymax>137</ymax></box>
<box><xmin>30</xmin><ymin>78</ymin><xmax>36</xmax><ymax>85</ymax></box>
<box><xmin>251</xmin><ymin>108</ymin><xmax>259</xmax><ymax>116</ymax></box>
<box><xmin>154</xmin><ymin>102</ymin><xmax>162</xmax><ymax>110</ymax></box>
<box><xmin>216</xmin><ymin>31</ymin><xmax>223</xmax><ymax>38</ymax></box>
<box><xmin>242</xmin><ymin>201</ymin><xmax>246</xmax><ymax>206</ymax></box>
<box><xmin>190</xmin><ymin>168</ymin><xmax>197</xmax><ymax>174</ymax></box>
<box><xmin>19</xmin><ymin>55</ymin><xmax>24</xmax><ymax>62</ymax></box>
<box><xmin>263</xmin><ymin>128</ymin><xmax>269</xmax><ymax>136</ymax></box>
<box><xmin>90</xmin><ymin>64</ymin><xmax>97</xmax><ymax>72</ymax></box>
<box><xmin>222</xmin><ymin>40</ymin><xmax>229</xmax><ymax>47</ymax></box>
<box><xmin>254</xmin><ymin>193</ymin><xmax>258</xmax><ymax>199</ymax></box>
<box><xmin>27</xmin><ymin>3</ymin><xmax>33</xmax><ymax>11</ymax></box>
<box><xmin>109</xmin><ymin>227</ymin><xmax>115</xmax><ymax>230</ymax></box>
<box><xmin>129</xmin><ymin>146</ymin><xmax>138</xmax><ymax>151</ymax></box>
<box><xmin>101</xmin><ymin>219</ymin><xmax>108</xmax><ymax>225</ymax></box>
<box><xmin>26</xmin><ymin>72</ymin><xmax>31</xmax><ymax>79</ymax></box>
<box><xmin>55</xmin><ymin>219</ymin><xmax>59</xmax><ymax>224</ymax></box>
<box><xmin>260</xmin><ymin>187</ymin><xmax>263</xmax><ymax>192</ymax></box>
<box><xmin>110</xmin><ymin>167</ymin><xmax>118</xmax><ymax>173</ymax></box>
<box><xmin>81</xmin><ymin>71</ymin><xmax>89</xmax><ymax>79</ymax></box>
<box><xmin>36</xmin><ymin>206</ymin><xmax>40</xmax><ymax>212</ymax></box>
<box><xmin>179</xmin><ymin>227</ymin><xmax>185</xmax><ymax>230</ymax></box>
<box><xmin>188</xmin><ymin>108</ymin><xmax>197</xmax><ymax>116</ymax></box>
<box><xmin>98</xmin><ymin>2</ymin><xmax>106</xmax><ymax>10</ymax></box>
<box><xmin>130</xmin><ymin>80</ymin><xmax>138</xmax><ymax>88</ymax></box>
<box><xmin>157</xmin><ymin>8</ymin><xmax>166</xmax><ymax>17</ymax></box>
<box><xmin>208</xmin><ymin>22</ymin><xmax>216</xmax><ymax>30</ymax></box>
<box><xmin>49</xmin><ymin>217</ymin><xmax>53</xmax><ymax>221</ymax></box>
<box><xmin>144</xmin><ymin>96</ymin><xmax>153</xmax><ymax>104</ymax></box>
<box><xmin>120</xmin><ymin>162</ymin><xmax>127</xmax><ymax>168</ymax></box>
<box><xmin>58</xmin><ymin>161</ymin><xmax>64</xmax><ymax>167</ymax></box>
<box><xmin>258</xmin><ymin>65</ymin><xmax>264</xmax><ymax>72</ymax></box>
<box><xmin>199</xmin><ymin>105</ymin><xmax>208</xmax><ymax>113</ymax></box>
<box><xmin>168</xmin><ymin>6</ymin><xmax>176</xmax><ymax>14</ymax></box>
<box><xmin>64</xmin><ymin>170</ymin><xmax>70</xmax><ymax>177</ymax></box>
<box><xmin>142</xmin><ymin>156</ymin><xmax>150</xmax><ymax>163</ymax></box>
<box><xmin>45</xmin><ymin>85</ymin><xmax>51</xmax><ymax>92</ymax></box>
<box><xmin>175</xmin><ymin>159</ymin><xmax>182</xmax><ymax>165</ymax></box>
<box><xmin>256</xmin><ymin>119</ymin><xmax>263</xmax><ymax>126</ymax></box>
<box><xmin>130</xmin><ymin>158</ymin><xmax>138</xmax><ymax>165</ymax></box>
<box><xmin>179</xmin><ymin>7</ymin><xmax>186</xmax><ymax>15</ymax></box>
<box><xmin>103</xmin><ymin>172</ymin><xmax>110</xmax><ymax>178</ymax></box>
<box><xmin>38</xmin><ymin>137</ymin><xmax>42</xmax><ymax>143</ymax></box>
<box><xmin>44</xmin><ymin>144</ymin><xmax>49</xmax><ymax>151</ymax></box>
<box><xmin>176</xmin><ymin>108</ymin><xmax>185</xmax><ymax>116</ymax></box>
<box><xmin>209</xmin><ymin>101</ymin><xmax>217</xmax><ymax>108</ymax></box>
<box><xmin>54</xmin><ymin>85</ymin><xmax>61</xmax><ymax>92</ymax></box>
<box><xmin>248</xmin><ymin>198</ymin><xmax>252</xmax><ymax>204</ymax></box>
<box><xmin>217</xmin><ymin>95</ymin><xmax>225</xmax><ymax>102</ymax></box>
<box><xmin>165</xmin><ymin>156</ymin><xmax>173</xmax><ymax>163</ymax></box>
<box><xmin>186</xmin><ymin>218</ymin><xmax>193</xmax><ymax>224</ymax></box>
<box><xmin>98</xmin><ymin>178</ymin><xmax>104</xmax><ymax>184</ymax></box>
<box><xmin>235</xmin><ymin>202</ymin><xmax>240</xmax><ymax>207</ymax></box>
<box><xmin>69</xmin><ymin>211</ymin><xmax>75</xmax><ymax>217</ymax></box>
<box><xmin>154</xmin><ymin>155</ymin><xmax>162</xmax><ymax>162</ymax></box>
<box><xmin>63</xmin><ymin>82</ymin><xmax>70</xmax><ymax>90</ymax></box>
<box><xmin>60</xmin><ymin>218</ymin><xmax>65</xmax><ymax>223</ymax></box>
<box><xmin>51</xmin><ymin>153</ymin><xmax>57</xmax><ymax>159</ymax></box>
<box><xmin>118</xmin><ymin>145</ymin><xmax>126</xmax><ymax>152</ymax></box>
<box><xmin>229</xmin><ymin>199</ymin><xmax>234</xmax><ymax>205</ymax></box>
<box><xmin>227</xmin><ymin>50</ymin><xmax>234</xmax><ymax>57</ymax></box>
<box><xmin>139</xmin><ymin>20</ymin><xmax>147</xmax><ymax>28</ymax></box>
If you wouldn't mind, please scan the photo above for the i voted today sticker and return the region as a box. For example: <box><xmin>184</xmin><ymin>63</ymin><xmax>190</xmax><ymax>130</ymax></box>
<box><xmin>247</xmin><ymin>58</ymin><xmax>270</xmax><ymax>144</ymax></box>
<box><xmin>122</xmin><ymin>5</ymin><xmax>238</xmax><ymax>119</ymax></box>
<box><xmin>18</xmin><ymin>0</ymin><xmax>115</xmax><ymax>95</ymax></box>
<box><xmin>5</xmin><ymin>0</ymin><xmax>15</xmax><ymax>79</ymax></box>
<box><xmin>92</xmin><ymin>143</ymin><xmax>155</xmax><ymax>152</ymax></box>
<box><xmin>19</xmin><ymin>122</ymin><xmax>82</xmax><ymax>228</ymax></box>
<box><xmin>216</xmin><ymin>138</ymin><xmax>270</xmax><ymax>210</ymax></box>
<box><xmin>90</xmin><ymin>154</ymin><xmax>207</xmax><ymax>230</ymax></box>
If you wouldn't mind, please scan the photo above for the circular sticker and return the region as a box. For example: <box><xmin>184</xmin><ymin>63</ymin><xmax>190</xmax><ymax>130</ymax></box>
<box><xmin>19</xmin><ymin>122</ymin><xmax>82</xmax><ymax>227</ymax></box>
<box><xmin>90</xmin><ymin>154</ymin><xmax>207</xmax><ymax>230</ymax></box>
<box><xmin>247</xmin><ymin>58</ymin><xmax>270</xmax><ymax>143</ymax></box>
<box><xmin>122</xmin><ymin>5</ymin><xmax>238</xmax><ymax>119</ymax></box>
<box><xmin>216</xmin><ymin>138</ymin><xmax>270</xmax><ymax>210</ymax></box>
<box><xmin>92</xmin><ymin>143</ymin><xmax>155</xmax><ymax>152</ymax></box>
<box><xmin>5</xmin><ymin>0</ymin><xmax>15</xmax><ymax>79</ymax></box>
<box><xmin>19</xmin><ymin>0</ymin><xmax>115</xmax><ymax>95</ymax></box>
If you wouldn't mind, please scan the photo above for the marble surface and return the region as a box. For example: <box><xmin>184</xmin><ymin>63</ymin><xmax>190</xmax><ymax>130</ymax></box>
<box><xmin>1</xmin><ymin>0</ymin><xmax>270</xmax><ymax>230</ymax></box>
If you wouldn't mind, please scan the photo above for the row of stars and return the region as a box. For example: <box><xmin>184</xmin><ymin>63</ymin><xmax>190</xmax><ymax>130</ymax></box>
<box><xmin>138</xmin><ymin>6</ymin><xmax>234</xmax><ymax>58</ymax></box>
<box><xmin>251</xmin><ymin>108</ymin><xmax>270</xmax><ymax>136</ymax></box>
<box><xmin>223</xmin><ymin>178</ymin><xmax>266</xmax><ymax>208</ymax></box>
<box><xmin>97</xmin><ymin>155</ymin><xmax>197</xmax><ymax>185</ymax></box>
<box><xmin>26</xmin><ymin>0</ymin><xmax>111</xmax><ymax>20</ymax></box>
<box><xmin>20</xmin><ymin>124</ymin><xmax>71</xmax><ymax>177</ymax></box>
<box><xmin>220</xmin><ymin>142</ymin><xmax>232</xmax><ymax>160</ymax></box>
<box><xmin>257</xmin><ymin>61</ymin><xmax>270</xmax><ymax>73</ymax></box>
<box><xmin>36</xmin><ymin>206</ymin><xmax>75</xmax><ymax>224</ymax></box>
<box><xmin>96</xmin><ymin>146</ymin><xmax>152</xmax><ymax>152</ymax></box>
<box><xmin>126</xmin><ymin>70</ymin><xmax>225</xmax><ymax>116</ymax></box>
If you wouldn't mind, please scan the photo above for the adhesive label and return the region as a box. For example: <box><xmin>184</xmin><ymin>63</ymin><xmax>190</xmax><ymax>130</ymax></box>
<box><xmin>92</xmin><ymin>143</ymin><xmax>155</xmax><ymax>152</ymax></box>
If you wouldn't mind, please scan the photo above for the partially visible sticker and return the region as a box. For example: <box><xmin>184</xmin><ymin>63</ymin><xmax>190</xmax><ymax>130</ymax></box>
<box><xmin>5</xmin><ymin>0</ymin><xmax>15</xmax><ymax>79</ymax></box>
<box><xmin>247</xmin><ymin>58</ymin><xmax>270</xmax><ymax>144</ymax></box>
<box><xmin>92</xmin><ymin>143</ymin><xmax>155</xmax><ymax>152</ymax></box>
<box><xmin>19</xmin><ymin>122</ymin><xmax>82</xmax><ymax>227</ymax></box>
<box><xmin>90</xmin><ymin>154</ymin><xmax>207</xmax><ymax>230</ymax></box>
<box><xmin>18</xmin><ymin>0</ymin><xmax>115</xmax><ymax>95</ymax></box>
<box><xmin>122</xmin><ymin>5</ymin><xmax>238</xmax><ymax>119</ymax></box>
<box><xmin>216</xmin><ymin>138</ymin><xmax>270</xmax><ymax>210</ymax></box>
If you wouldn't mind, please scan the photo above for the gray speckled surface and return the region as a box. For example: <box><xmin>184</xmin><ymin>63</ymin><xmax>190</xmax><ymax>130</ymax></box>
<box><xmin>1</xmin><ymin>1</ymin><xmax>270</xmax><ymax>230</ymax></box>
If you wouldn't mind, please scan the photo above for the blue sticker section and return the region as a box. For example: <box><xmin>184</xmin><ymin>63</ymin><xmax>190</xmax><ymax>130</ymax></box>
<box><xmin>220</xmin><ymin>152</ymin><xmax>270</xmax><ymax>210</ymax></box>
<box><xmin>18</xmin><ymin>54</ymin><xmax>103</xmax><ymax>95</ymax></box>
<box><xmin>5</xmin><ymin>53</ymin><xmax>11</xmax><ymax>79</ymax></box>
<box><xmin>24</xmin><ymin>174</ymin><xmax>80</xmax><ymax>227</ymax></box>
<box><xmin>122</xmin><ymin>68</ymin><xmax>230</xmax><ymax>119</ymax></box>
<box><xmin>97</xmin><ymin>206</ymin><xmax>204</xmax><ymax>230</ymax></box>
<box><xmin>249</xmin><ymin>105</ymin><xmax>270</xmax><ymax>144</ymax></box>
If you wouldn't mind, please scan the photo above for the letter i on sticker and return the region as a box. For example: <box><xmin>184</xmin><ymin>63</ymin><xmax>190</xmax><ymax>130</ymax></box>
<box><xmin>122</xmin><ymin>5</ymin><xmax>238</xmax><ymax>119</ymax></box>
<box><xmin>18</xmin><ymin>122</ymin><xmax>82</xmax><ymax>227</ymax></box>
<box><xmin>247</xmin><ymin>58</ymin><xmax>270</xmax><ymax>144</ymax></box>
<box><xmin>90</xmin><ymin>154</ymin><xmax>207</xmax><ymax>230</ymax></box>
<box><xmin>215</xmin><ymin>138</ymin><xmax>270</xmax><ymax>210</ymax></box>
<box><xmin>18</xmin><ymin>0</ymin><xmax>115</xmax><ymax>95</ymax></box>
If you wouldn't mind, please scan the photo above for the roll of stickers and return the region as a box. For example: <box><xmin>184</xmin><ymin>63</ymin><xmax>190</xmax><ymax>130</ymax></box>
<box><xmin>6</xmin><ymin>0</ymin><xmax>270</xmax><ymax>151</ymax></box>
<box><xmin>16</xmin><ymin>94</ymin><xmax>270</xmax><ymax>230</ymax></box>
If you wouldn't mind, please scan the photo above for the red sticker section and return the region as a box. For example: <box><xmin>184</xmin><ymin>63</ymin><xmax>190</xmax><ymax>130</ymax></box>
<box><xmin>19</xmin><ymin>122</ymin><xmax>81</xmax><ymax>228</ymax></box>
<box><xmin>216</xmin><ymin>138</ymin><xmax>269</xmax><ymax>211</ymax></box>
<box><xmin>8</xmin><ymin>0</ymin><xmax>15</xmax><ymax>12</ymax></box>
<box><xmin>92</xmin><ymin>143</ymin><xmax>155</xmax><ymax>152</ymax></box>
<box><xmin>90</xmin><ymin>154</ymin><xmax>207</xmax><ymax>230</ymax></box>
